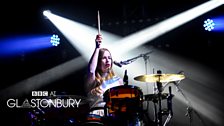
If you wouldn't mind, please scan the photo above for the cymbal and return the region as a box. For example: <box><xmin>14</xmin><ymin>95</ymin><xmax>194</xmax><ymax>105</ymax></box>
<box><xmin>134</xmin><ymin>74</ymin><xmax>185</xmax><ymax>83</ymax></box>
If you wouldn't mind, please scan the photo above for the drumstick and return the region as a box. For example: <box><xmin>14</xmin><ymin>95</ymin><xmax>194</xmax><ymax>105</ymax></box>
<box><xmin>97</xmin><ymin>10</ymin><xmax>101</xmax><ymax>35</ymax></box>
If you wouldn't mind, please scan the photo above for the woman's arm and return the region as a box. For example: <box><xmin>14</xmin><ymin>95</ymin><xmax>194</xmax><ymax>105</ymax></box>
<box><xmin>86</xmin><ymin>34</ymin><xmax>102</xmax><ymax>86</ymax></box>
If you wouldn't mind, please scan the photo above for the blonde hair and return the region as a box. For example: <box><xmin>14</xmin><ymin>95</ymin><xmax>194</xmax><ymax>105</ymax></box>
<box><xmin>95</xmin><ymin>48</ymin><xmax>115</xmax><ymax>86</ymax></box>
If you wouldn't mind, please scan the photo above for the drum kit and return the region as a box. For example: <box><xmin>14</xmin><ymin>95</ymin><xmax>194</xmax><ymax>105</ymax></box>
<box><xmin>80</xmin><ymin>70</ymin><xmax>185</xmax><ymax>126</ymax></box>
<box><xmin>99</xmin><ymin>72</ymin><xmax>185</xmax><ymax>126</ymax></box>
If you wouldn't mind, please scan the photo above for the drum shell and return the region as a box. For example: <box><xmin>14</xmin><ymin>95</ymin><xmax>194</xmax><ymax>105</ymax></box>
<box><xmin>103</xmin><ymin>85</ymin><xmax>143</xmax><ymax>116</ymax></box>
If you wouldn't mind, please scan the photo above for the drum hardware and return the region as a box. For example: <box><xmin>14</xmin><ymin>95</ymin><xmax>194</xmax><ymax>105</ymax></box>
<box><xmin>153</xmin><ymin>83</ymin><xmax>174</xmax><ymax>126</ymax></box>
<box><xmin>134</xmin><ymin>73</ymin><xmax>185</xmax><ymax>83</ymax></box>
<box><xmin>133</xmin><ymin>65</ymin><xmax>186</xmax><ymax>126</ymax></box>
<box><xmin>114</xmin><ymin>51</ymin><xmax>153</xmax><ymax>68</ymax></box>
<box><xmin>155</xmin><ymin>71</ymin><xmax>175</xmax><ymax>126</ymax></box>
<box><xmin>161</xmin><ymin>86</ymin><xmax>174</xmax><ymax>126</ymax></box>
<box><xmin>157</xmin><ymin>81</ymin><xmax>163</xmax><ymax>126</ymax></box>
<box><xmin>167</xmin><ymin>86</ymin><xmax>173</xmax><ymax>117</ymax></box>
<box><xmin>144</xmin><ymin>93</ymin><xmax>173</xmax><ymax>102</ymax></box>
<box><xmin>117</xmin><ymin>51</ymin><xmax>153</xmax><ymax>109</ymax></box>
<box><xmin>134</xmin><ymin>69</ymin><xmax>185</xmax><ymax>126</ymax></box>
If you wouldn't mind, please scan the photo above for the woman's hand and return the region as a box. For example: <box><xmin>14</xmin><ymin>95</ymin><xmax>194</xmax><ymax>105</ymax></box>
<box><xmin>91</xmin><ymin>86</ymin><xmax>104</xmax><ymax>96</ymax></box>
<box><xmin>95</xmin><ymin>34</ymin><xmax>102</xmax><ymax>48</ymax></box>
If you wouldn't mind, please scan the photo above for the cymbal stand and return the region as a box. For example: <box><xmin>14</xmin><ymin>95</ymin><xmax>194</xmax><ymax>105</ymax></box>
<box><xmin>172</xmin><ymin>81</ymin><xmax>206</xmax><ymax>126</ymax></box>
<box><xmin>156</xmin><ymin>80</ymin><xmax>163</xmax><ymax>126</ymax></box>
<box><xmin>163</xmin><ymin>86</ymin><xmax>173</xmax><ymax>126</ymax></box>
<box><xmin>163</xmin><ymin>113</ymin><xmax>172</xmax><ymax>126</ymax></box>
<box><xmin>155</xmin><ymin>71</ymin><xmax>175</xmax><ymax>126</ymax></box>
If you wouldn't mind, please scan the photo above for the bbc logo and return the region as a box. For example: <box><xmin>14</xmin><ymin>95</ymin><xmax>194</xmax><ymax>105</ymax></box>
<box><xmin>32</xmin><ymin>91</ymin><xmax>48</xmax><ymax>96</ymax></box>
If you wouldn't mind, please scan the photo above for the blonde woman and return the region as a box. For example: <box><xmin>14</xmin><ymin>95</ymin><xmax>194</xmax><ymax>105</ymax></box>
<box><xmin>85</xmin><ymin>34</ymin><xmax>123</xmax><ymax>116</ymax></box>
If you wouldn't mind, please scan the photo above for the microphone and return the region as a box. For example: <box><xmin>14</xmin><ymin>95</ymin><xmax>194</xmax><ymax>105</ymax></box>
<box><xmin>120</xmin><ymin>61</ymin><xmax>130</xmax><ymax>65</ymax></box>
<box><xmin>113</xmin><ymin>60</ymin><xmax>131</xmax><ymax>67</ymax></box>
<box><xmin>113</xmin><ymin>61</ymin><xmax>122</xmax><ymax>67</ymax></box>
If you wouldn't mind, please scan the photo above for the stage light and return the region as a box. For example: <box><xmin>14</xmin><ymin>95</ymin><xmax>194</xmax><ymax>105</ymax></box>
<box><xmin>203</xmin><ymin>19</ymin><xmax>215</xmax><ymax>31</ymax></box>
<box><xmin>0</xmin><ymin>35</ymin><xmax>52</xmax><ymax>57</ymax></box>
<box><xmin>43</xmin><ymin>10</ymin><xmax>51</xmax><ymax>17</ymax></box>
<box><xmin>205</xmin><ymin>16</ymin><xmax>224</xmax><ymax>32</ymax></box>
<box><xmin>42</xmin><ymin>10</ymin><xmax>120</xmax><ymax>60</ymax></box>
<box><xmin>50</xmin><ymin>34</ymin><xmax>60</xmax><ymax>46</ymax></box>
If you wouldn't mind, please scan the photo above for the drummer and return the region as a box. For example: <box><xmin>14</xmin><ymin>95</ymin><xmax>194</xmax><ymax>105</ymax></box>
<box><xmin>84</xmin><ymin>34</ymin><xmax>123</xmax><ymax>116</ymax></box>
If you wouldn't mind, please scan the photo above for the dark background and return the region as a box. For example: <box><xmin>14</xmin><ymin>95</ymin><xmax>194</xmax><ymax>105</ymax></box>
<box><xmin>0</xmin><ymin>0</ymin><xmax>224</xmax><ymax>126</ymax></box>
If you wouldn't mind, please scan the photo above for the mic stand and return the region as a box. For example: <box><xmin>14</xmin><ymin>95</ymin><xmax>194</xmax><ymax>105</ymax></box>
<box><xmin>141</xmin><ymin>52</ymin><xmax>151</xmax><ymax>95</ymax></box>
<box><xmin>172</xmin><ymin>82</ymin><xmax>206</xmax><ymax>126</ymax></box>
<box><xmin>141</xmin><ymin>51</ymin><xmax>153</xmax><ymax>124</ymax></box>
<box><xmin>121</xmin><ymin>51</ymin><xmax>153</xmax><ymax>124</ymax></box>
<box><xmin>120</xmin><ymin>51</ymin><xmax>153</xmax><ymax>65</ymax></box>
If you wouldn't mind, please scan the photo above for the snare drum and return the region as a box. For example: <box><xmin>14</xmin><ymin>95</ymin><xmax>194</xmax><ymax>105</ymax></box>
<box><xmin>103</xmin><ymin>85</ymin><xmax>143</xmax><ymax>117</ymax></box>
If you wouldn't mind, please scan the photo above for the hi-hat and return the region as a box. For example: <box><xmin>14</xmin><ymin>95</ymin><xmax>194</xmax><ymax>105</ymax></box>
<box><xmin>134</xmin><ymin>74</ymin><xmax>185</xmax><ymax>83</ymax></box>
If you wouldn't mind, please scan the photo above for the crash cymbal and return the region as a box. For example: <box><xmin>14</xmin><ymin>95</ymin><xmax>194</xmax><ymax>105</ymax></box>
<box><xmin>134</xmin><ymin>74</ymin><xmax>185</xmax><ymax>83</ymax></box>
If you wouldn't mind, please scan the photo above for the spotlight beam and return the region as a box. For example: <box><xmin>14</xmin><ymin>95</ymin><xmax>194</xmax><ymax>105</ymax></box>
<box><xmin>110</xmin><ymin>0</ymin><xmax>224</xmax><ymax>54</ymax></box>
<box><xmin>43</xmin><ymin>11</ymin><xmax>121</xmax><ymax>60</ymax></box>
<box><xmin>0</xmin><ymin>56</ymin><xmax>86</xmax><ymax>99</ymax></box>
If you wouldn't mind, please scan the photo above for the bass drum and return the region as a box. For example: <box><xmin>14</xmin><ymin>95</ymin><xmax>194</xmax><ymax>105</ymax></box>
<box><xmin>103</xmin><ymin>85</ymin><xmax>144</xmax><ymax>118</ymax></box>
